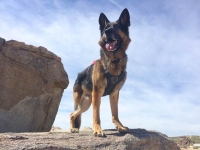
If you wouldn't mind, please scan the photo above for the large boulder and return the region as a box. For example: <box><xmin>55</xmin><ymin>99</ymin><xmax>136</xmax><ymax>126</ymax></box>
<box><xmin>0</xmin><ymin>37</ymin><xmax>68</xmax><ymax>132</ymax></box>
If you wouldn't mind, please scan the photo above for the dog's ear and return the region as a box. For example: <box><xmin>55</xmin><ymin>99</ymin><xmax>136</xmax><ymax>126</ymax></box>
<box><xmin>99</xmin><ymin>13</ymin><xmax>109</xmax><ymax>31</ymax></box>
<box><xmin>118</xmin><ymin>8</ymin><xmax>130</xmax><ymax>27</ymax></box>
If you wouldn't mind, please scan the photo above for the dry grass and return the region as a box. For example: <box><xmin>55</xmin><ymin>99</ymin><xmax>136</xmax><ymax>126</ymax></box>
<box><xmin>171</xmin><ymin>136</ymin><xmax>200</xmax><ymax>150</ymax></box>
<box><xmin>181</xmin><ymin>146</ymin><xmax>199</xmax><ymax>150</ymax></box>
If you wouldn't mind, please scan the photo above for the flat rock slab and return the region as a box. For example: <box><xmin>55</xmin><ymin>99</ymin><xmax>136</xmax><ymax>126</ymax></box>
<box><xmin>0</xmin><ymin>129</ymin><xmax>180</xmax><ymax>150</ymax></box>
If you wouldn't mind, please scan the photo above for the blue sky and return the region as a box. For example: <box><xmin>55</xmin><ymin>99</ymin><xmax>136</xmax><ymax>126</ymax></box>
<box><xmin>0</xmin><ymin>0</ymin><xmax>200</xmax><ymax>137</ymax></box>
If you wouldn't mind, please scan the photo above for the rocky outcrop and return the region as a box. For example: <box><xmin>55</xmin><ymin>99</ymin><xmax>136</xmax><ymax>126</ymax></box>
<box><xmin>0</xmin><ymin>37</ymin><xmax>68</xmax><ymax>132</ymax></box>
<box><xmin>0</xmin><ymin>128</ymin><xmax>180</xmax><ymax>150</ymax></box>
<box><xmin>172</xmin><ymin>136</ymin><xmax>196</xmax><ymax>149</ymax></box>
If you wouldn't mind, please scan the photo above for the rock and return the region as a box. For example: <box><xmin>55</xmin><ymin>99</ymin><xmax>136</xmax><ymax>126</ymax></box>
<box><xmin>80</xmin><ymin>126</ymin><xmax>93</xmax><ymax>132</ymax></box>
<box><xmin>0</xmin><ymin>129</ymin><xmax>180</xmax><ymax>150</ymax></box>
<box><xmin>50</xmin><ymin>126</ymin><xmax>68</xmax><ymax>132</ymax></box>
<box><xmin>0</xmin><ymin>37</ymin><xmax>69</xmax><ymax>132</ymax></box>
<box><xmin>172</xmin><ymin>136</ymin><xmax>195</xmax><ymax>148</ymax></box>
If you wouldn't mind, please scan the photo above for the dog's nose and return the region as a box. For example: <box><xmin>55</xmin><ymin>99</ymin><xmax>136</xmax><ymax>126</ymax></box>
<box><xmin>105</xmin><ymin>28</ymin><xmax>114</xmax><ymax>35</ymax></box>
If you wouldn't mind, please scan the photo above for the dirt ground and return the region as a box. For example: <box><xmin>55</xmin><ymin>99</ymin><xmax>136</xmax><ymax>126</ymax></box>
<box><xmin>181</xmin><ymin>146</ymin><xmax>199</xmax><ymax>150</ymax></box>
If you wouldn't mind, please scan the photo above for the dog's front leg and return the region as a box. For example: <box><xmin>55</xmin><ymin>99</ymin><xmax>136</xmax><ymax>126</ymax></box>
<box><xmin>110</xmin><ymin>91</ymin><xmax>129</xmax><ymax>133</ymax></box>
<box><xmin>92</xmin><ymin>89</ymin><xmax>105</xmax><ymax>137</ymax></box>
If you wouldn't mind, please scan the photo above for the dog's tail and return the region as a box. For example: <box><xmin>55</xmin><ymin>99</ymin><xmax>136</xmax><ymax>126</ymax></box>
<box><xmin>75</xmin><ymin>114</ymin><xmax>81</xmax><ymax>129</ymax></box>
<box><xmin>74</xmin><ymin>103</ymin><xmax>81</xmax><ymax>129</ymax></box>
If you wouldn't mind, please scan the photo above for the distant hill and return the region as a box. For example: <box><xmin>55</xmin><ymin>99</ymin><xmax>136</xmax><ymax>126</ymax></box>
<box><xmin>171</xmin><ymin>136</ymin><xmax>200</xmax><ymax>148</ymax></box>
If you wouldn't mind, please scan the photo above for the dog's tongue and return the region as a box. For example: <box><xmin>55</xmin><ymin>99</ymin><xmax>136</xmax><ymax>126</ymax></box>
<box><xmin>105</xmin><ymin>41</ymin><xmax>117</xmax><ymax>51</ymax></box>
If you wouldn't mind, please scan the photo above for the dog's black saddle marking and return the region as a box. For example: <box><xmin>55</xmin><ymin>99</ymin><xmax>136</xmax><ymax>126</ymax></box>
<box><xmin>74</xmin><ymin>64</ymin><xmax>125</xmax><ymax>96</ymax></box>
<box><xmin>74</xmin><ymin>65</ymin><xmax>93</xmax><ymax>91</ymax></box>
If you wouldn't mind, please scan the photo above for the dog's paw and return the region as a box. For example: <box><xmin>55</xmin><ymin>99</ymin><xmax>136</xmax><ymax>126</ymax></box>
<box><xmin>93</xmin><ymin>130</ymin><xmax>106</xmax><ymax>137</ymax></box>
<box><xmin>93</xmin><ymin>124</ymin><xmax>106</xmax><ymax>137</ymax></box>
<box><xmin>116</xmin><ymin>126</ymin><xmax>129</xmax><ymax>133</ymax></box>
<box><xmin>70</xmin><ymin>128</ymin><xmax>79</xmax><ymax>133</ymax></box>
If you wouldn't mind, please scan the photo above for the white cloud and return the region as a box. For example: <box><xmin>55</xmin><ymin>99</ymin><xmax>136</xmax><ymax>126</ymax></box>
<box><xmin>0</xmin><ymin>0</ymin><xmax>199</xmax><ymax>137</ymax></box>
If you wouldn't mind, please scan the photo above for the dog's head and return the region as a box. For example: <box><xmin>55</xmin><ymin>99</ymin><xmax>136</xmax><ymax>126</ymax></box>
<box><xmin>98</xmin><ymin>8</ymin><xmax>131</xmax><ymax>61</ymax></box>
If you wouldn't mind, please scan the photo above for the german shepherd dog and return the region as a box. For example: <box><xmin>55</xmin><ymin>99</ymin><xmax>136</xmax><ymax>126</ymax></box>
<box><xmin>70</xmin><ymin>8</ymin><xmax>131</xmax><ymax>137</ymax></box>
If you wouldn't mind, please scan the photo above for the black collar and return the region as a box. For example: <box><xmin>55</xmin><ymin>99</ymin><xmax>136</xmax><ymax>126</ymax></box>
<box><xmin>111</xmin><ymin>54</ymin><xmax>127</xmax><ymax>64</ymax></box>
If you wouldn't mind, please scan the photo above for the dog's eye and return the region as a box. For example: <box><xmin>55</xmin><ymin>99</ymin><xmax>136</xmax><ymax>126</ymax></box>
<box><xmin>113</xmin><ymin>25</ymin><xmax>120</xmax><ymax>30</ymax></box>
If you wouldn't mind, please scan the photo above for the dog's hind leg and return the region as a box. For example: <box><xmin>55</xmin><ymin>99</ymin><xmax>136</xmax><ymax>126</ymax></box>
<box><xmin>70</xmin><ymin>90</ymin><xmax>91</xmax><ymax>133</ymax></box>
<box><xmin>74</xmin><ymin>113</ymin><xmax>81</xmax><ymax>129</ymax></box>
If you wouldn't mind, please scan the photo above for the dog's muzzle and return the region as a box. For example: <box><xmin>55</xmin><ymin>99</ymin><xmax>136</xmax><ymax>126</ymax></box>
<box><xmin>104</xmin><ymin>28</ymin><xmax>120</xmax><ymax>51</ymax></box>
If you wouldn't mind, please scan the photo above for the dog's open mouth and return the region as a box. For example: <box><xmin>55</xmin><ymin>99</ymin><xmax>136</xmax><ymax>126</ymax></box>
<box><xmin>105</xmin><ymin>39</ymin><xmax>118</xmax><ymax>51</ymax></box>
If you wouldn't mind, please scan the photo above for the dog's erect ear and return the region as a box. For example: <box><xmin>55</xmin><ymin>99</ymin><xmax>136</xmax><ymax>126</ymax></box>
<box><xmin>118</xmin><ymin>8</ymin><xmax>130</xmax><ymax>27</ymax></box>
<box><xmin>99</xmin><ymin>13</ymin><xmax>109</xmax><ymax>31</ymax></box>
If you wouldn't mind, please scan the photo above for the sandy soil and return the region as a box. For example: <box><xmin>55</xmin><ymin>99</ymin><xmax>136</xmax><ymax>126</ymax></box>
<box><xmin>181</xmin><ymin>146</ymin><xmax>198</xmax><ymax>150</ymax></box>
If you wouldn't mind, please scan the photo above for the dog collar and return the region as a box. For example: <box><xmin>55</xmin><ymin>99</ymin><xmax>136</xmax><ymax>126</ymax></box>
<box><xmin>111</xmin><ymin>58</ymin><xmax>120</xmax><ymax>64</ymax></box>
<box><xmin>112</xmin><ymin>54</ymin><xmax>127</xmax><ymax>64</ymax></box>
